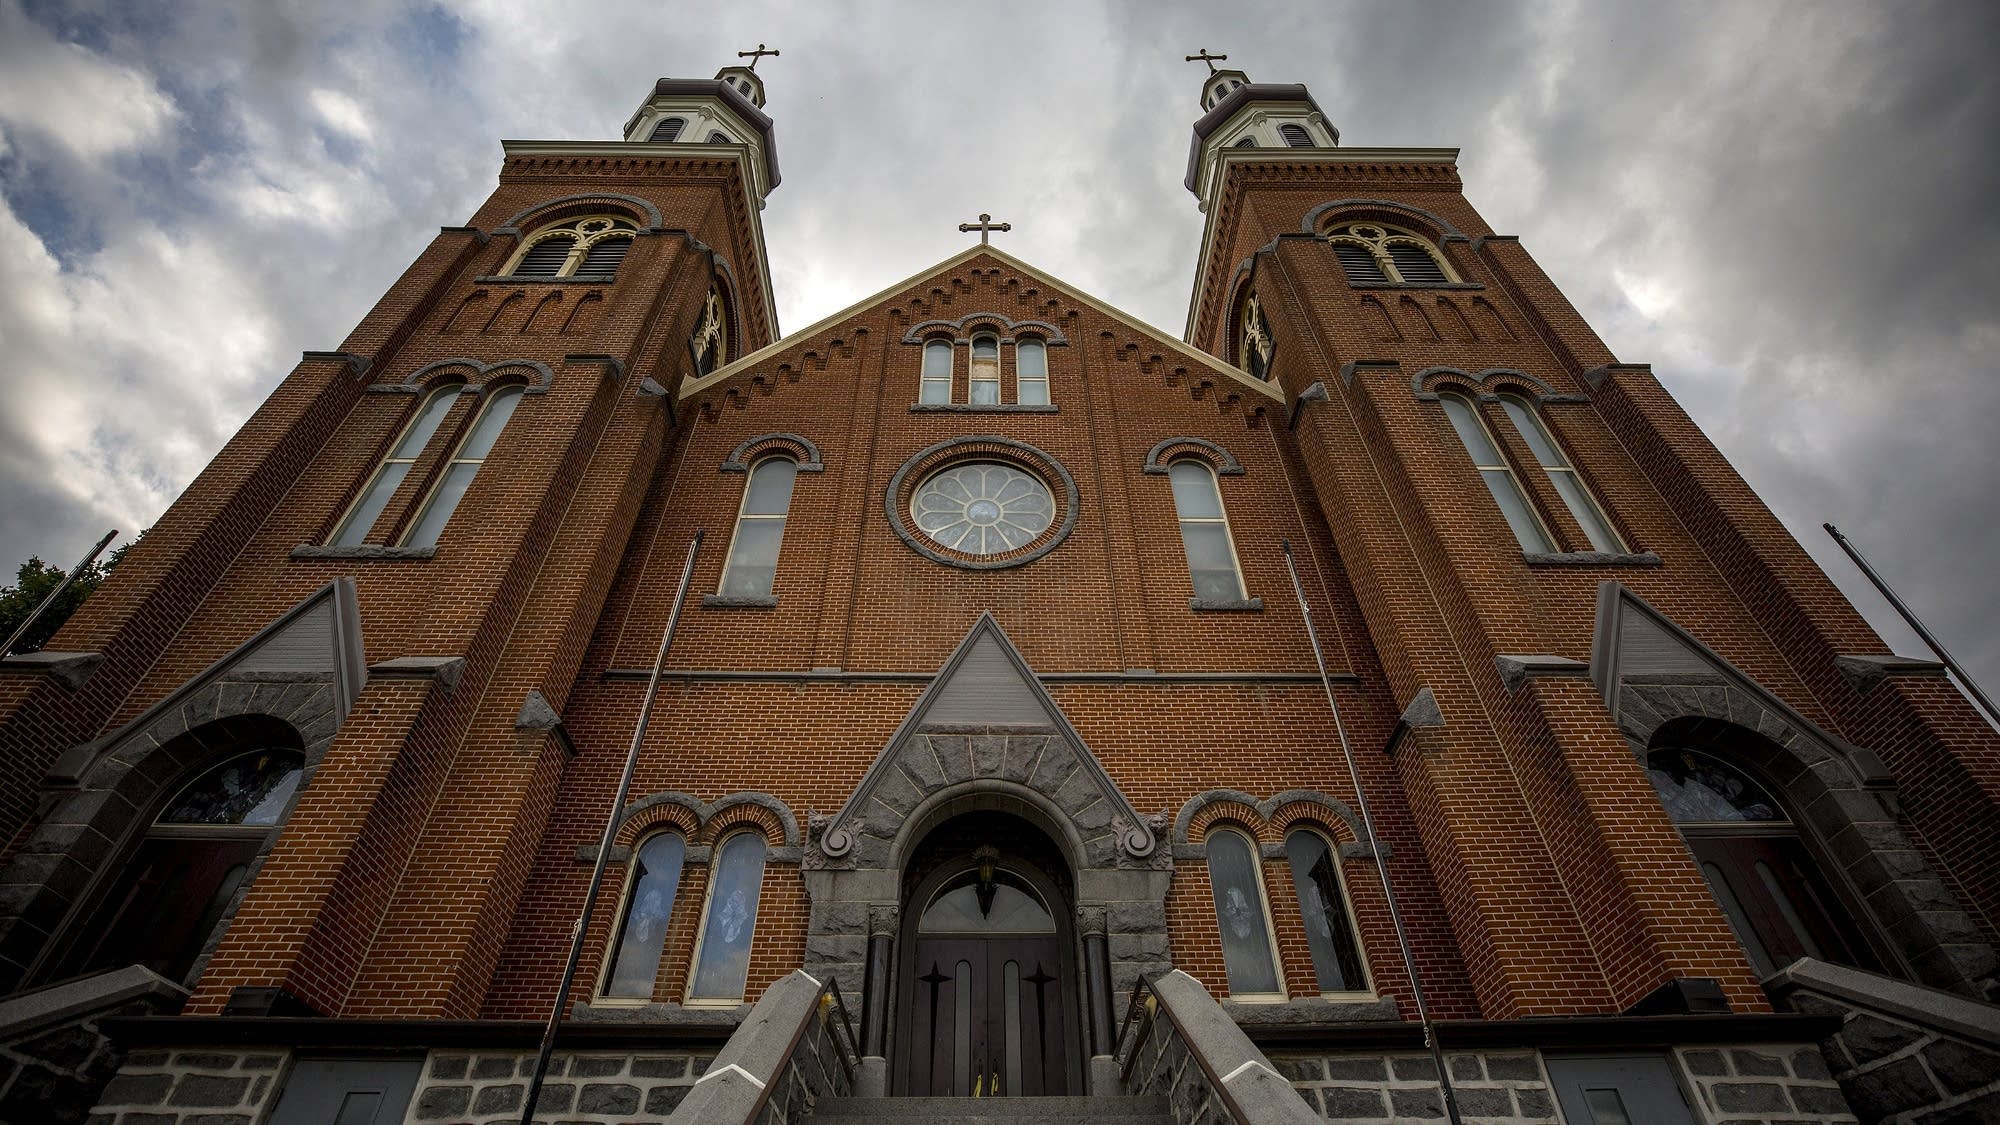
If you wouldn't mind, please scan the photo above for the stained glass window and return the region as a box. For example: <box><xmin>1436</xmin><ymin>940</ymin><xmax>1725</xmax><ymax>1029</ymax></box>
<box><xmin>919</xmin><ymin>880</ymin><xmax>1055</xmax><ymax>934</ymax></box>
<box><xmin>1205</xmin><ymin>828</ymin><xmax>1282</xmax><ymax>996</ymax></box>
<box><xmin>1285</xmin><ymin>830</ymin><xmax>1368</xmax><ymax>993</ymax></box>
<box><xmin>969</xmin><ymin>335</ymin><xmax>1001</xmax><ymax>405</ymax></box>
<box><xmin>1646</xmin><ymin>749</ymin><xmax>1785</xmax><ymax>824</ymax></box>
<box><xmin>602</xmin><ymin>833</ymin><xmax>686</xmax><ymax>999</ymax></box>
<box><xmin>688</xmin><ymin>832</ymin><xmax>767</xmax><ymax>1001</ymax></box>
<box><xmin>911</xmin><ymin>462</ymin><xmax>1054</xmax><ymax>556</ymax></box>
<box><xmin>159</xmin><ymin>750</ymin><xmax>305</xmax><ymax>827</ymax></box>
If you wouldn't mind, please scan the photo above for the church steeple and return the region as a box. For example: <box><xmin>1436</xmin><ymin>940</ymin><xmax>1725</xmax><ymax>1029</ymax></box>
<box><xmin>621</xmin><ymin>53</ymin><xmax>782</xmax><ymax>207</ymax></box>
<box><xmin>1183</xmin><ymin>56</ymin><xmax>1339</xmax><ymax>213</ymax></box>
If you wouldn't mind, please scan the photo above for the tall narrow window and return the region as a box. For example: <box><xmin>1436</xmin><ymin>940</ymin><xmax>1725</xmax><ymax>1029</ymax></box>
<box><xmin>1279</xmin><ymin>123</ymin><xmax>1313</xmax><ymax>147</ymax></box>
<box><xmin>1168</xmin><ymin>460</ymin><xmax>1246</xmax><ymax>602</ymax></box>
<box><xmin>1285</xmin><ymin>830</ymin><xmax>1369</xmax><ymax>994</ymax></box>
<box><xmin>403</xmin><ymin>384</ymin><xmax>524</xmax><ymax>549</ymax></box>
<box><xmin>1205</xmin><ymin>828</ymin><xmax>1283</xmax><ymax>998</ymax></box>
<box><xmin>1496</xmin><ymin>395</ymin><xmax>1624</xmax><ymax>552</ymax></box>
<box><xmin>691</xmin><ymin>287</ymin><xmax>730</xmax><ymax>376</ymax></box>
<box><xmin>1233</xmin><ymin>135</ymin><xmax>1259</xmax><ymax>148</ymax></box>
<box><xmin>1237</xmin><ymin>290</ymin><xmax>1274</xmax><ymax>380</ymax></box>
<box><xmin>969</xmin><ymin>334</ymin><xmax>1000</xmax><ymax>405</ymax></box>
<box><xmin>1015</xmin><ymin>339</ymin><xmax>1049</xmax><ymax>405</ymax></box>
<box><xmin>648</xmin><ymin>117</ymin><xmax>685</xmax><ymax>142</ymax></box>
<box><xmin>920</xmin><ymin>339</ymin><xmax>953</xmax><ymax>403</ymax></box>
<box><xmin>1438</xmin><ymin>393</ymin><xmax>1554</xmax><ymax>553</ymax></box>
<box><xmin>718</xmin><ymin>457</ymin><xmax>797</xmax><ymax>598</ymax></box>
<box><xmin>688</xmin><ymin>832</ymin><xmax>767</xmax><ymax>1002</ymax></box>
<box><xmin>601</xmin><ymin>833</ymin><xmax>686</xmax><ymax>999</ymax></box>
<box><xmin>330</xmin><ymin>385</ymin><xmax>458</xmax><ymax>547</ymax></box>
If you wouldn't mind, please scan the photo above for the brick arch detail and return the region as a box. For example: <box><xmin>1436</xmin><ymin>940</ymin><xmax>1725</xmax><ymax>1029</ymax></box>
<box><xmin>495</xmin><ymin>192</ymin><xmax>665</xmax><ymax>233</ymax></box>
<box><xmin>1299</xmin><ymin>198</ymin><xmax>1470</xmax><ymax>243</ymax></box>
<box><xmin>613</xmin><ymin>789</ymin><xmax>801</xmax><ymax>854</ymax></box>
<box><xmin>719</xmin><ymin>433</ymin><xmax>825</xmax><ymax>474</ymax></box>
<box><xmin>1142</xmin><ymin>437</ymin><xmax>1246</xmax><ymax>477</ymax></box>
<box><xmin>372</xmin><ymin>358</ymin><xmax>556</xmax><ymax>397</ymax></box>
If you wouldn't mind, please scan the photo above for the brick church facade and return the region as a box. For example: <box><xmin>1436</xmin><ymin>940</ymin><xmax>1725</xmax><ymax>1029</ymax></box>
<box><xmin>0</xmin><ymin>57</ymin><xmax>1995</xmax><ymax>1125</ymax></box>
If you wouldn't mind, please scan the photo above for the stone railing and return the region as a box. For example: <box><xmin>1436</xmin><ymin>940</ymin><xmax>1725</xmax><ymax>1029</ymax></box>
<box><xmin>665</xmin><ymin>970</ymin><xmax>859</xmax><ymax>1125</ymax></box>
<box><xmin>1115</xmin><ymin>969</ymin><xmax>1320</xmax><ymax>1124</ymax></box>
<box><xmin>1767</xmin><ymin>957</ymin><xmax>2000</xmax><ymax>1123</ymax></box>
<box><xmin>0</xmin><ymin>964</ymin><xmax>187</xmax><ymax>1123</ymax></box>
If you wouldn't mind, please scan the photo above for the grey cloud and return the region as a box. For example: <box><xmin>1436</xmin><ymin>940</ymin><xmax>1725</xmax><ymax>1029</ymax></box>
<box><xmin>1</xmin><ymin>0</ymin><xmax>1993</xmax><ymax>703</ymax></box>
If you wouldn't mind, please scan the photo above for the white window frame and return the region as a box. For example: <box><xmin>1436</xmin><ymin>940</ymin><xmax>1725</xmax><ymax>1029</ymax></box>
<box><xmin>1437</xmin><ymin>392</ymin><xmax>1555</xmax><ymax>554</ymax></box>
<box><xmin>1168</xmin><ymin>459</ymin><xmax>1248</xmax><ymax>603</ymax></box>
<box><xmin>498</xmin><ymin>215</ymin><xmax>638</xmax><ymax>279</ymax></box>
<box><xmin>967</xmin><ymin>332</ymin><xmax>1001</xmax><ymax>405</ymax></box>
<box><xmin>1284</xmin><ymin>827</ymin><xmax>1375</xmax><ymax>1000</ymax></box>
<box><xmin>1204</xmin><ymin>825</ymin><xmax>1289</xmax><ymax>1002</ymax></box>
<box><xmin>717</xmin><ymin>455</ymin><xmax>797</xmax><ymax>598</ymax></box>
<box><xmin>1014</xmin><ymin>337</ymin><xmax>1050</xmax><ymax>405</ymax></box>
<box><xmin>400</xmin><ymin>384</ymin><xmax>524</xmax><ymax>549</ymax></box>
<box><xmin>328</xmin><ymin>384</ymin><xmax>459</xmax><ymax>547</ymax></box>
<box><xmin>1495</xmin><ymin>394</ymin><xmax>1626</xmax><ymax>553</ymax></box>
<box><xmin>920</xmin><ymin>338</ymin><xmax>954</xmax><ymax>403</ymax></box>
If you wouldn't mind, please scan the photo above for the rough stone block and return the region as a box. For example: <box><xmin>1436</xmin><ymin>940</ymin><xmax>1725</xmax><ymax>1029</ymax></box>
<box><xmin>168</xmin><ymin>1075</ymin><xmax>250</xmax><ymax>1107</ymax></box>
<box><xmin>631</xmin><ymin>1055</ymin><xmax>689</xmax><ymax>1079</ymax></box>
<box><xmin>570</xmin><ymin>1054</ymin><xmax>626</xmax><ymax>1077</ymax></box>
<box><xmin>413</xmin><ymin>1084</ymin><xmax>470</xmax><ymax>1118</ymax></box>
<box><xmin>429</xmin><ymin>1054</ymin><xmax>469</xmax><ymax>1079</ymax></box>
<box><xmin>1390</xmin><ymin>1055</ymin><xmax>1438</xmax><ymax>1081</ymax></box>
<box><xmin>1325</xmin><ymin>1056</ymin><xmax>1387</xmax><ymax>1082</ymax></box>
<box><xmin>99</xmin><ymin>1072</ymin><xmax>173</xmax><ymax>1105</ymax></box>
<box><xmin>1916</xmin><ymin>1088</ymin><xmax>2000</xmax><ymax>1125</ymax></box>
<box><xmin>646</xmin><ymin>1083</ymin><xmax>691</xmax><ymax>1114</ymax></box>
<box><xmin>179</xmin><ymin>1115</ymin><xmax>252</xmax><ymax>1125</ymax></box>
<box><xmin>239</xmin><ymin>1054</ymin><xmax>283</xmax><ymax>1071</ymax></box>
<box><xmin>579</xmin><ymin>1082</ymin><xmax>641</xmax><ymax>1114</ymax></box>
<box><xmin>1271</xmin><ymin>1055</ymin><xmax>1322</xmax><ymax>1081</ymax></box>
<box><xmin>1515</xmin><ymin>1087</ymin><xmax>1556</xmax><ymax>1118</ymax></box>
<box><xmin>1848</xmin><ymin>1056</ymin><xmax>1940</xmax><ymax>1120</ymax></box>
<box><xmin>1390</xmin><ymin>1086</ymin><xmax>1444</xmax><ymax>1118</ymax></box>
<box><xmin>472</xmin><ymin>1083</ymin><xmax>523</xmax><ymax>1113</ymax></box>
<box><xmin>1682</xmin><ymin>1049</ymin><xmax>1728</xmax><ymax>1076</ymax></box>
<box><xmin>1454</xmin><ymin>1086</ymin><xmax>1513</xmax><ymax>1116</ymax></box>
<box><xmin>1447</xmin><ymin>1053</ymin><xmax>1482</xmax><ymax>1081</ymax></box>
<box><xmin>1730</xmin><ymin>1049</ymin><xmax>1787</xmax><ymax>1076</ymax></box>
<box><xmin>1318</xmin><ymin>1085</ymin><xmax>1387</xmax><ymax>1117</ymax></box>
<box><xmin>472</xmin><ymin>1055</ymin><xmax>516</xmax><ymax>1079</ymax></box>
<box><xmin>123</xmin><ymin>1051</ymin><xmax>170</xmax><ymax>1068</ymax></box>
<box><xmin>1921</xmin><ymin>1038</ymin><xmax>2000</xmax><ymax>1095</ymax></box>
<box><xmin>170</xmin><ymin>1053</ymin><xmax>239</xmax><ymax>1071</ymax></box>
<box><xmin>1789</xmin><ymin>1047</ymin><xmax>1832</xmax><ymax>1080</ymax></box>
<box><xmin>529</xmin><ymin>1082</ymin><xmax>574</xmax><ymax>1112</ymax></box>
<box><xmin>1789</xmin><ymin>1082</ymin><xmax>1852</xmax><ymax>1114</ymax></box>
<box><xmin>969</xmin><ymin>734</ymin><xmax>1005</xmax><ymax>776</ymax></box>
<box><xmin>1843</xmin><ymin>1015</ymin><xmax>1924</xmax><ymax>1064</ymax></box>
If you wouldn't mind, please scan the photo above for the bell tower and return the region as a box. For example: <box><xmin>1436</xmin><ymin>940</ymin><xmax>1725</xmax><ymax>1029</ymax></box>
<box><xmin>1183</xmin><ymin>50</ymin><xmax>1339</xmax><ymax>216</ymax></box>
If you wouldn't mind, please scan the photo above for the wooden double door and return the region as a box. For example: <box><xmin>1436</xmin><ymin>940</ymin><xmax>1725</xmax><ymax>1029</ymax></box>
<box><xmin>905</xmin><ymin>934</ymin><xmax>1069</xmax><ymax>1097</ymax></box>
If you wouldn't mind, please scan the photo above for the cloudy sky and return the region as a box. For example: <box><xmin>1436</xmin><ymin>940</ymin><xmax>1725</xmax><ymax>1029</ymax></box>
<box><xmin>2</xmin><ymin>0</ymin><xmax>1996</xmax><ymax>702</ymax></box>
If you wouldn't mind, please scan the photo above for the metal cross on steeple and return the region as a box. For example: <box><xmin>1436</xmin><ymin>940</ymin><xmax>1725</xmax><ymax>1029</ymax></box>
<box><xmin>1184</xmin><ymin>48</ymin><xmax>1228</xmax><ymax>75</ymax></box>
<box><xmin>958</xmin><ymin>213</ymin><xmax>1011</xmax><ymax>245</ymax></box>
<box><xmin>737</xmin><ymin>43</ymin><xmax>780</xmax><ymax>70</ymax></box>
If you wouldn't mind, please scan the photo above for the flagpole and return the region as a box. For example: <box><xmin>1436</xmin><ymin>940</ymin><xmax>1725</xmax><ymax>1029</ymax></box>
<box><xmin>521</xmin><ymin>530</ymin><xmax>703</xmax><ymax>1124</ymax></box>
<box><xmin>1281</xmin><ymin>539</ymin><xmax>1463</xmax><ymax>1125</ymax></box>
<box><xmin>2</xmin><ymin>530</ymin><xmax>118</xmax><ymax>657</ymax></box>
<box><xmin>1824</xmin><ymin>524</ymin><xmax>1998</xmax><ymax>727</ymax></box>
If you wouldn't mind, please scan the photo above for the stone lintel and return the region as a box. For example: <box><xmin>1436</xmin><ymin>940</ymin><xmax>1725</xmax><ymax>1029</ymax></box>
<box><xmin>0</xmin><ymin>650</ymin><xmax>104</xmax><ymax>690</ymax></box>
<box><xmin>1494</xmin><ymin>654</ymin><xmax>1591</xmax><ymax>695</ymax></box>
<box><xmin>367</xmin><ymin>655</ymin><xmax>467</xmax><ymax>695</ymax></box>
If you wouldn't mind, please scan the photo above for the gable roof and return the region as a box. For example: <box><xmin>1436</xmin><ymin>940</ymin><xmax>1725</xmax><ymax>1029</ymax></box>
<box><xmin>678</xmin><ymin>244</ymin><xmax>1283</xmax><ymax>404</ymax></box>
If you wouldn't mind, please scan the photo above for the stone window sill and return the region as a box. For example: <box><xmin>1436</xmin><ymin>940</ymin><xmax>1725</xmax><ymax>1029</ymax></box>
<box><xmin>473</xmin><ymin>274</ymin><xmax>615</xmax><ymax>285</ymax></box>
<box><xmin>702</xmin><ymin>594</ymin><xmax>777</xmax><ymax>608</ymax></box>
<box><xmin>909</xmin><ymin>403</ymin><xmax>1059</xmax><ymax>413</ymax></box>
<box><xmin>1523</xmin><ymin>550</ymin><xmax>1661</xmax><ymax>568</ymax></box>
<box><xmin>291</xmin><ymin>545</ymin><xmax>435</xmax><ymax>561</ymax></box>
<box><xmin>1190</xmin><ymin>596</ymin><xmax>1264</xmax><ymax>612</ymax></box>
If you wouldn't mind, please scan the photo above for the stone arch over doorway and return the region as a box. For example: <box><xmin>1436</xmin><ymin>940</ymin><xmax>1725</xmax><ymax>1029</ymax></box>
<box><xmin>801</xmin><ymin>613</ymin><xmax>1172</xmax><ymax>1091</ymax></box>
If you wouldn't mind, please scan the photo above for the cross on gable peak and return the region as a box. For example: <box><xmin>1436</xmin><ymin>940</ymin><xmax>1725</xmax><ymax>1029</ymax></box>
<box><xmin>1185</xmin><ymin>48</ymin><xmax>1228</xmax><ymax>75</ymax></box>
<box><xmin>958</xmin><ymin>212</ymin><xmax>1012</xmax><ymax>245</ymax></box>
<box><xmin>737</xmin><ymin>43</ymin><xmax>779</xmax><ymax>71</ymax></box>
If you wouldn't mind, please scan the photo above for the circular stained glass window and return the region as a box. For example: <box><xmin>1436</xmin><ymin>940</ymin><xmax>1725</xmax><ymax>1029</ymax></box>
<box><xmin>910</xmin><ymin>462</ymin><xmax>1055</xmax><ymax>556</ymax></box>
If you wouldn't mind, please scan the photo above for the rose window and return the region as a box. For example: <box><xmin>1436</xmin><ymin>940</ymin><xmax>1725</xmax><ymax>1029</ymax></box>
<box><xmin>910</xmin><ymin>462</ymin><xmax>1055</xmax><ymax>556</ymax></box>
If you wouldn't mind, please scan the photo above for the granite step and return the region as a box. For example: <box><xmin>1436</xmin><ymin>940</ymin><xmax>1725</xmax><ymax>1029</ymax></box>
<box><xmin>808</xmin><ymin>1094</ymin><xmax>1172</xmax><ymax>1123</ymax></box>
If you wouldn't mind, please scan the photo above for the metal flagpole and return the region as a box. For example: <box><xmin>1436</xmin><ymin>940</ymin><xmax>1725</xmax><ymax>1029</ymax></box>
<box><xmin>2</xmin><ymin>529</ymin><xmax>117</xmax><ymax>657</ymax></box>
<box><xmin>1824</xmin><ymin>523</ymin><xmax>1999</xmax><ymax>726</ymax></box>
<box><xmin>520</xmin><ymin>530</ymin><xmax>703</xmax><ymax>1125</ymax></box>
<box><xmin>1281</xmin><ymin>539</ymin><xmax>1464</xmax><ymax>1125</ymax></box>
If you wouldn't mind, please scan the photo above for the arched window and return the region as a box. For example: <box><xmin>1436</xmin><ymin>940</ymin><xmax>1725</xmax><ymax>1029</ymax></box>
<box><xmin>920</xmin><ymin>339</ymin><xmax>954</xmax><ymax>403</ymax></box>
<box><xmin>1438</xmin><ymin>392</ymin><xmax>1553</xmax><ymax>553</ymax></box>
<box><xmin>1647</xmin><ymin>747</ymin><xmax>1873</xmax><ymax>977</ymax></box>
<box><xmin>1325</xmin><ymin>222</ymin><xmax>1457</xmax><ymax>286</ymax></box>
<box><xmin>718</xmin><ymin>457</ymin><xmax>797</xmax><ymax>598</ymax></box>
<box><xmin>648</xmin><ymin>117</ymin><xmax>685</xmax><ymax>142</ymax></box>
<box><xmin>1015</xmin><ymin>338</ymin><xmax>1049</xmax><ymax>405</ymax></box>
<box><xmin>687</xmin><ymin>831</ymin><xmax>767</xmax><ymax>1003</ymax></box>
<box><xmin>707</xmin><ymin>131</ymin><xmax>730</xmax><ymax>144</ymax></box>
<box><xmin>503</xmin><ymin>215</ymin><xmax>639</xmax><ymax>280</ymax></box>
<box><xmin>691</xmin><ymin>286</ymin><xmax>730</xmax><ymax>377</ymax></box>
<box><xmin>1279</xmin><ymin>123</ymin><xmax>1313</xmax><ymax>147</ymax></box>
<box><xmin>1168</xmin><ymin>460</ymin><xmax>1246</xmax><ymax>602</ymax></box>
<box><xmin>601</xmin><ymin>832</ymin><xmax>687</xmax><ymax>1000</ymax></box>
<box><xmin>1495</xmin><ymin>395</ymin><xmax>1623</xmax><ymax>552</ymax></box>
<box><xmin>1285</xmin><ymin>830</ymin><xmax>1369</xmax><ymax>994</ymax></box>
<box><xmin>1204</xmin><ymin>827</ymin><xmax>1284</xmax><ymax>998</ymax></box>
<box><xmin>330</xmin><ymin>385</ymin><xmax>458</xmax><ymax>547</ymax></box>
<box><xmin>969</xmin><ymin>334</ymin><xmax>1001</xmax><ymax>405</ymax></box>
<box><xmin>1233</xmin><ymin>135</ymin><xmax>1259</xmax><ymax>148</ymax></box>
<box><xmin>64</xmin><ymin>747</ymin><xmax>305</xmax><ymax>981</ymax></box>
<box><xmin>403</xmin><ymin>384</ymin><xmax>524</xmax><ymax>549</ymax></box>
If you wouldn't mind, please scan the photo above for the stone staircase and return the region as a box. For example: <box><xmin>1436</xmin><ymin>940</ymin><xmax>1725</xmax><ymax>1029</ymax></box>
<box><xmin>809</xmin><ymin>1094</ymin><xmax>1173</xmax><ymax>1124</ymax></box>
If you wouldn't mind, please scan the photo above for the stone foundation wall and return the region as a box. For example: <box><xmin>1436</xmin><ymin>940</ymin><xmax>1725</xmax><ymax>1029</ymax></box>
<box><xmin>1789</xmin><ymin>993</ymin><xmax>2000</xmax><ymax>1124</ymax></box>
<box><xmin>1673</xmin><ymin>1044</ymin><xmax>1856</xmax><ymax>1124</ymax></box>
<box><xmin>406</xmin><ymin>1049</ymin><xmax>714</xmax><ymax>1124</ymax></box>
<box><xmin>86</xmin><ymin>1047</ymin><xmax>286</xmax><ymax>1124</ymax></box>
<box><xmin>1270</xmin><ymin>1044</ymin><xmax>1858</xmax><ymax>1125</ymax></box>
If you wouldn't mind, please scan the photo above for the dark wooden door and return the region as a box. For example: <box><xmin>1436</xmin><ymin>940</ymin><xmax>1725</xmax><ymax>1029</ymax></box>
<box><xmin>906</xmin><ymin>935</ymin><xmax>1068</xmax><ymax>1096</ymax></box>
<box><xmin>69</xmin><ymin>835</ymin><xmax>262</xmax><ymax>980</ymax></box>
<box><xmin>1689</xmin><ymin>832</ymin><xmax>1869</xmax><ymax>976</ymax></box>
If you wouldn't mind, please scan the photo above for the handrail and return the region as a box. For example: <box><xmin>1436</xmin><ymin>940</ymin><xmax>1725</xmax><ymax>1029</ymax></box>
<box><xmin>740</xmin><ymin>974</ymin><xmax>860</xmax><ymax>1123</ymax></box>
<box><xmin>1115</xmin><ymin>972</ymin><xmax>1256</xmax><ymax>1124</ymax></box>
<box><xmin>665</xmin><ymin>970</ymin><xmax>860</xmax><ymax>1125</ymax></box>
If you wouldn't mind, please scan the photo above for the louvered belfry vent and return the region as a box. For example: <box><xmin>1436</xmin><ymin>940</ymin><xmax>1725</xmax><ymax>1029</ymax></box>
<box><xmin>1280</xmin><ymin>123</ymin><xmax>1313</xmax><ymax>147</ymax></box>
<box><xmin>1388</xmin><ymin>245</ymin><xmax>1448</xmax><ymax>284</ymax></box>
<box><xmin>1333</xmin><ymin>244</ymin><xmax>1389</xmax><ymax>284</ymax></box>
<box><xmin>648</xmin><ymin>117</ymin><xmax>685</xmax><ymax>142</ymax></box>
<box><xmin>514</xmin><ymin>237</ymin><xmax>576</xmax><ymax>277</ymax></box>
<box><xmin>579</xmin><ymin>237</ymin><xmax>632</xmax><ymax>277</ymax></box>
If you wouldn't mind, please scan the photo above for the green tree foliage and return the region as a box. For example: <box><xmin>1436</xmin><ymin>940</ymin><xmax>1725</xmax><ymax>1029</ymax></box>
<box><xmin>0</xmin><ymin>531</ymin><xmax>142</xmax><ymax>655</ymax></box>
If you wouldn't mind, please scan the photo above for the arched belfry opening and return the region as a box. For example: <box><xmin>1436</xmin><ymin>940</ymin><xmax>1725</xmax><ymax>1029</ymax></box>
<box><xmin>894</xmin><ymin>810</ymin><xmax>1081</xmax><ymax>1096</ymax></box>
<box><xmin>802</xmin><ymin>613</ymin><xmax>1172</xmax><ymax>1096</ymax></box>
